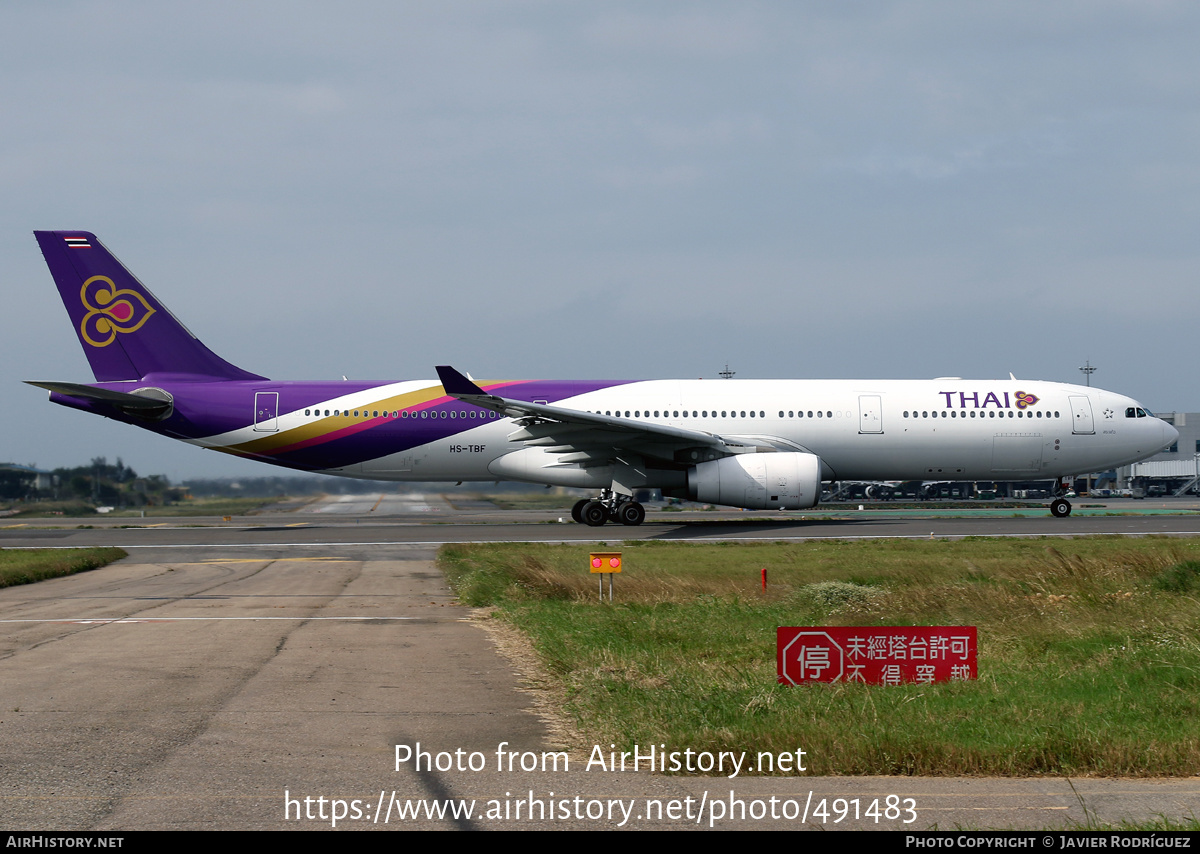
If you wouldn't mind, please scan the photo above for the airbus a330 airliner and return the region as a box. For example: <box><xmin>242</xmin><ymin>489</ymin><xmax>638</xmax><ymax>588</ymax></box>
<box><xmin>29</xmin><ymin>231</ymin><xmax>1177</xmax><ymax>525</ymax></box>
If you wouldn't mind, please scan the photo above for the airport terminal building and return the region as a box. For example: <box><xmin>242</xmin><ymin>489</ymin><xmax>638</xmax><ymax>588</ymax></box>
<box><xmin>1121</xmin><ymin>411</ymin><xmax>1200</xmax><ymax>496</ymax></box>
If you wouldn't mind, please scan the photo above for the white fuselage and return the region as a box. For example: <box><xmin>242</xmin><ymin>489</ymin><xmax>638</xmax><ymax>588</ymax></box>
<box><xmin>221</xmin><ymin>378</ymin><xmax>1173</xmax><ymax>486</ymax></box>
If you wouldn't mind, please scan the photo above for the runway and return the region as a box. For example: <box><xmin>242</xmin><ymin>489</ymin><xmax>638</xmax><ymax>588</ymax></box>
<box><xmin>3</xmin><ymin>498</ymin><xmax>1199</xmax><ymax>830</ymax></box>
<box><xmin>5</xmin><ymin>496</ymin><xmax>1200</xmax><ymax>557</ymax></box>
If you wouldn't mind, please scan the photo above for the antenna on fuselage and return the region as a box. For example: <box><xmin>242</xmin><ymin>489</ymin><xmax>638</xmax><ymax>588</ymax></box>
<box><xmin>719</xmin><ymin>363</ymin><xmax>735</xmax><ymax>380</ymax></box>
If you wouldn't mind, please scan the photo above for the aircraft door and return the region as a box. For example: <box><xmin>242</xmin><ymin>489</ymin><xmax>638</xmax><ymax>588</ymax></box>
<box><xmin>254</xmin><ymin>391</ymin><xmax>279</xmax><ymax>432</ymax></box>
<box><xmin>858</xmin><ymin>395</ymin><xmax>883</xmax><ymax>434</ymax></box>
<box><xmin>1069</xmin><ymin>395</ymin><xmax>1094</xmax><ymax>435</ymax></box>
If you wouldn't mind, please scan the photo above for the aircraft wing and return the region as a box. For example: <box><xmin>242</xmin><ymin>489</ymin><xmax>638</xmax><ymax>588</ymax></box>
<box><xmin>436</xmin><ymin>365</ymin><xmax>778</xmax><ymax>465</ymax></box>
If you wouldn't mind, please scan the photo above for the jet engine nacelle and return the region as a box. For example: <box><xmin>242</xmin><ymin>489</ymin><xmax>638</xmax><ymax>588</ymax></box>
<box><xmin>689</xmin><ymin>452</ymin><xmax>822</xmax><ymax>510</ymax></box>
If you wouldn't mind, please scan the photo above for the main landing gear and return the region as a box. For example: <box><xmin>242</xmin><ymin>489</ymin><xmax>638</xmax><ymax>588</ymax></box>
<box><xmin>570</xmin><ymin>492</ymin><xmax>646</xmax><ymax>527</ymax></box>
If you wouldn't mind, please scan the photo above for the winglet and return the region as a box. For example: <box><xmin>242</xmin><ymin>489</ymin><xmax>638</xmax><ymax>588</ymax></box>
<box><xmin>436</xmin><ymin>365</ymin><xmax>486</xmax><ymax>396</ymax></box>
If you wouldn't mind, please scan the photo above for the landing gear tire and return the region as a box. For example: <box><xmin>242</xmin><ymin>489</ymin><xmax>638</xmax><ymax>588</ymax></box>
<box><xmin>1050</xmin><ymin>498</ymin><xmax>1072</xmax><ymax>518</ymax></box>
<box><xmin>617</xmin><ymin>501</ymin><xmax>645</xmax><ymax>526</ymax></box>
<box><xmin>582</xmin><ymin>500</ymin><xmax>609</xmax><ymax>527</ymax></box>
<box><xmin>571</xmin><ymin>499</ymin><xmax>589</xmax><ymax>524</ymax></box>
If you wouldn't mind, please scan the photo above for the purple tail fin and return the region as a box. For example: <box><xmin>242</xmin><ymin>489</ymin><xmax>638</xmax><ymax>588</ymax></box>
<box><xmin>35</xmin><ymin>231</ymin><xmax>266</xmax><ymax>382</ymax></box>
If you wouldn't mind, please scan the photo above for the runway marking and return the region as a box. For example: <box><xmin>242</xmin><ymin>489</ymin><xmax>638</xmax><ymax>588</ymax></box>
<box><xmin>6</xmin><ymin>525</ymin><xmax>1200</xmax><ymax>553</ymax></box>
<box><xmin>6</xmin><ymin>529</ymin><xmax>1200</xmax><ymax>551</ymax></box>
<box><xmin>193</xmin><ymin>557</ymin><xmax>350</xmax><ymax>563</ymax></box>
<box><xmin>0</xmin><ymin>616</ymin><xmax>417</xmax><ymax>624</ymax></box>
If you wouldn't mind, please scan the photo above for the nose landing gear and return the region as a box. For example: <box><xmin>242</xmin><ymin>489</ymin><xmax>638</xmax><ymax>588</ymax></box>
<box><xmin>1049</xmin><ymin>477</ymin><xmax>1073</xmax><ymax>517</ymax></box>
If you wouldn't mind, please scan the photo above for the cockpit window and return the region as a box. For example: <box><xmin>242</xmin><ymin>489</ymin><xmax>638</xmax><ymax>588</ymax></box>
<box><xmin>1126</xmin><ymin>407</ymin><xmax>1136</xmax><ymax>418</ymax></box>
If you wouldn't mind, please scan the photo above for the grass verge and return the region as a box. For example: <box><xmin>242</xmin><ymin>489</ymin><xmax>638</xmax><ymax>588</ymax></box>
<box><xmin>7</xmin><ymin>496</ymin><xmax>286</xmax><ymax>518</ymax></box>
<box><xmin>440</xmin><ymin>537</ymin><xmax>1200</xmax><ymax>777</ymax></box>
<box><xmin>0</xmin><ymin>548</ymin><xmax>127</xmax><ymax>588</ymax></box>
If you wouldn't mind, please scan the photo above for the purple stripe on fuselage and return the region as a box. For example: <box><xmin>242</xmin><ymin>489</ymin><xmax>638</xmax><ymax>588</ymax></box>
<box><xmin>260</xmin><ymin>379</ymin><xmax>634</xmax><ymax>470</ymax></box>
<box><xmin>49</xmin><ymin>377</ymin><xmax>635</xmax><ymax>471</ymax></box>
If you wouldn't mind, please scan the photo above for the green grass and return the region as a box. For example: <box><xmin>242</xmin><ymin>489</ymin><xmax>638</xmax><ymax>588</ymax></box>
<box><xmin>0</xmin><ymin>548</ymin><xmax>127</xmax><ymax>587</ymax></box>
<box><xmin>103</xmin><ymin>496</ymin><xmax>283</xmax><ymax>517</ymax></box>
<box><xmin>6</xmin><ymin>495</ymin><xmax>282</xmax><ymax>518</ymax></box>
<box><xmin>440</xmin><ymin>537</ymin><xmax>1200</xmax><ymax>777</ymax></box>
<box><xmin>1065</xmin><ymin>815</ymin><xmax>1200</xmax><ymax>831</ymax></box>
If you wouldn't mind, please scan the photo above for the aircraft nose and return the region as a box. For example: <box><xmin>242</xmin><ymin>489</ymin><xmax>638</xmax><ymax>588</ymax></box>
<box><xmin>1164</xmin><ymin>421</ymin><xmax>1180</xmax><ymax>448</ymax></box>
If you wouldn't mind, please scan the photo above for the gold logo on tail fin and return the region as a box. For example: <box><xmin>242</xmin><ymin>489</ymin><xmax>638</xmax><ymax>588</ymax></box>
<box><xmin>79</xmin><ymin>276</ymin><xmax>156</xmax><ymax>347</ymax></box>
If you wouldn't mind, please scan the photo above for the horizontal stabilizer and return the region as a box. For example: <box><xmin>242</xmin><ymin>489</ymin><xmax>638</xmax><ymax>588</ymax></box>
<box><xmin>26</xmin><ymin>381</ymin><xmax>173</xmax><ymax>421</ymax></box>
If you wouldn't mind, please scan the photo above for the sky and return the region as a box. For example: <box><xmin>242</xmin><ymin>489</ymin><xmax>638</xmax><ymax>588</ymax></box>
<box><xmin>3</xmin><ymin>1</ymin><xmax>1199</xmax><ymax>481</ymax></box>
